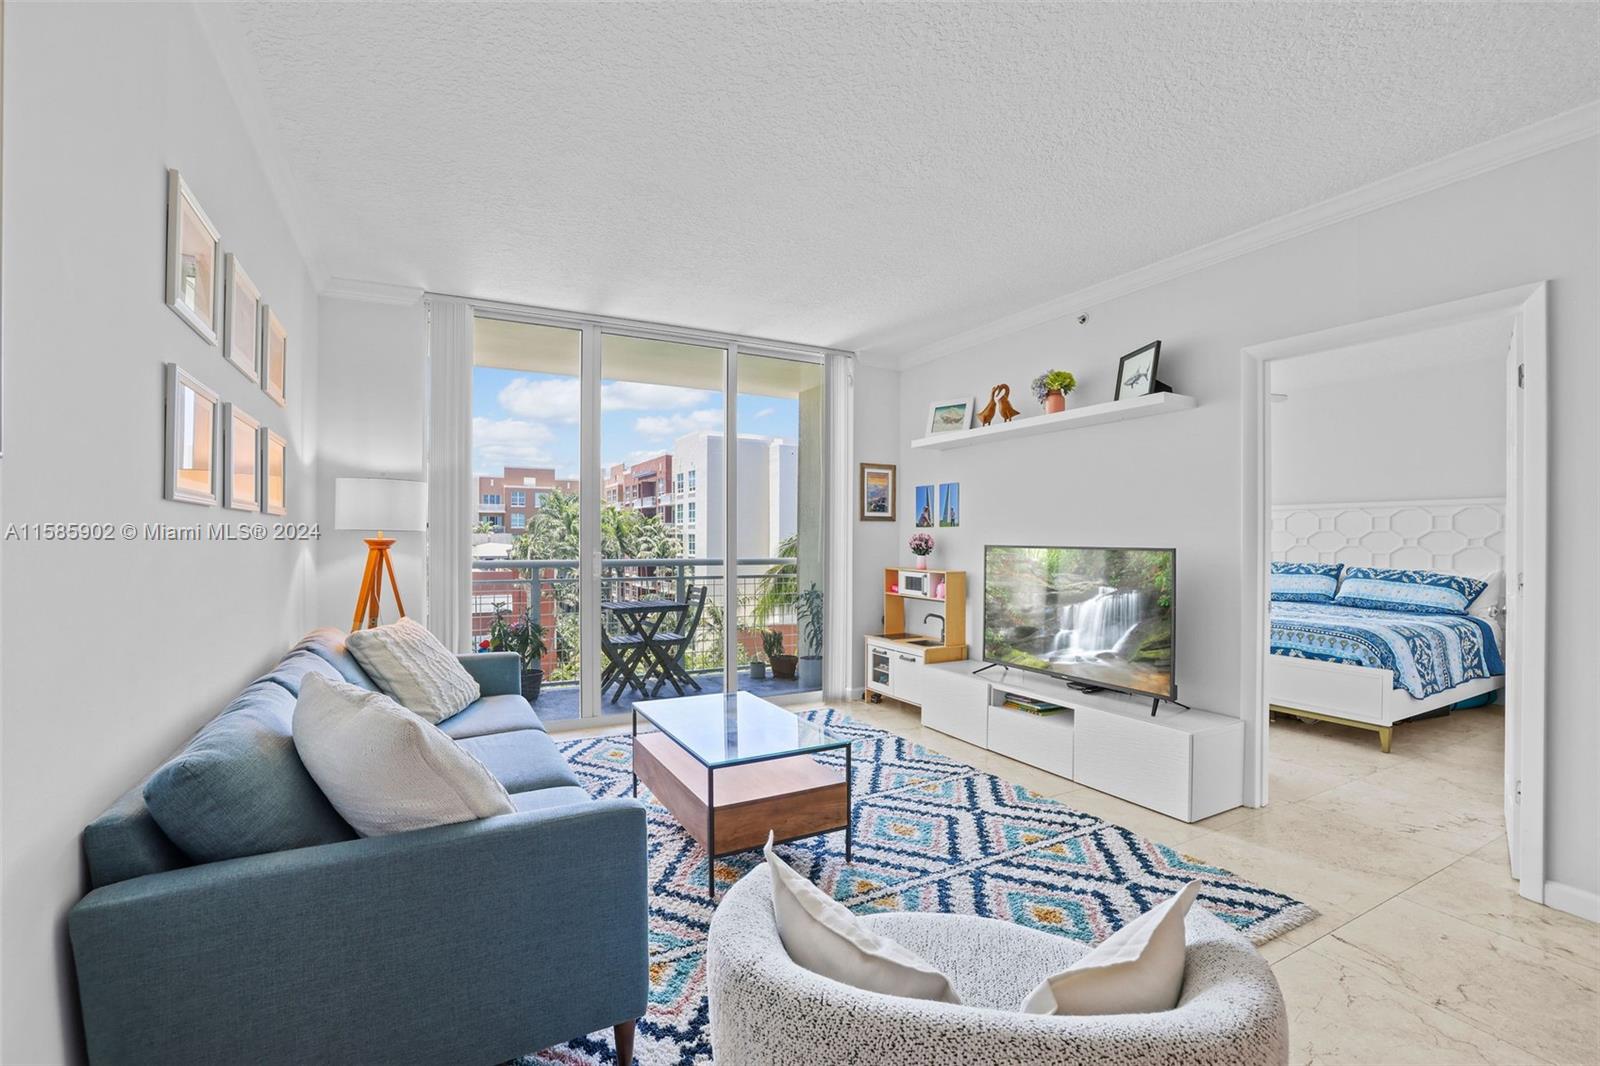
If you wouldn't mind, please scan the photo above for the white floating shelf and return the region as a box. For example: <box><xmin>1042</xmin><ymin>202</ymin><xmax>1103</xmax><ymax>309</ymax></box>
<box><xmin>910</xmin><ymin>392</ymin><xmax>1197</xmax><ymax>450</ymax></box>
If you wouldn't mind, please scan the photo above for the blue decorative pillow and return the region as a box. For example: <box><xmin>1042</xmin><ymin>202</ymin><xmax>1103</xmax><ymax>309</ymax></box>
<box><xmin>1333</xmin><ymin>567</ymin><xmax>1487</xmax><ymax>615</ymax></box>
<box><xmin>1270</xmin><ymin>561</ymin><xmax>1342</xmax><ymax>602</ymax></box>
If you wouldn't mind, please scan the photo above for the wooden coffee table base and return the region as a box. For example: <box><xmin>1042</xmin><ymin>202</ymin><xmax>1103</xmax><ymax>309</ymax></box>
<box><xmin>632</xmin><ymin>730</ymin><xmax>851</xmax><ymax>898</ymax></box>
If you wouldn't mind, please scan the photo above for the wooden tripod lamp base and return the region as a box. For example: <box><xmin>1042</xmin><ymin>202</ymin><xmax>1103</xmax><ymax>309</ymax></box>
<box><xmin>351</xmin><ymin>534</ymin><xmax>407</xmax><ymax>631</ymax></box>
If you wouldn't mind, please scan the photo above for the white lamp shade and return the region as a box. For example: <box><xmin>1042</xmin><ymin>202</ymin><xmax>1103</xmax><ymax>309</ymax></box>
<box><xmin>335</xmin><ymin>477</ymin><xmax>426</xmax><ymax>532</ymax></box>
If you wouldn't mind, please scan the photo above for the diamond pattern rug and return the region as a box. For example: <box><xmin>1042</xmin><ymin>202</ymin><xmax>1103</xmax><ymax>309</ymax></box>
<box><xmin>519</xmin><ymin>709</ymin><xmax>1315</xmax><ymax>1065</ymax></box>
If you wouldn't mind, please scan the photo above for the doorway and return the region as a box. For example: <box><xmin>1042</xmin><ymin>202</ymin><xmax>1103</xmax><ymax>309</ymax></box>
<box><xmin>1241</xmin><ymin>283</ymin><xmax>1548</xmax><ymax>901</ymax></box>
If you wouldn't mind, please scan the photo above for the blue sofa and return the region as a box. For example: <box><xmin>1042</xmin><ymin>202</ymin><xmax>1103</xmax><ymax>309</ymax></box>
<box><xmin>68</xmin><ymin>628</ymin><xmax>648</xmax><ymax>1066</ymax></box>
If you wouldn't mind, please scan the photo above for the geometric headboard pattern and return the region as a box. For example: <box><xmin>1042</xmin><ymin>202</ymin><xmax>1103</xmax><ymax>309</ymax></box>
<box><xmin>1271</xmin><ymin>497</ymin><xmax>1505</xmax><ymax>576</ymax></box>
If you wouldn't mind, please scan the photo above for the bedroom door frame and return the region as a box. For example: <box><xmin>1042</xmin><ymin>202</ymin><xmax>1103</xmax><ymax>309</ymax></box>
<box><xmin>1240</xmin><ymin>282</ymin><xmax>1548</xmax><ymax>903</ymax></box>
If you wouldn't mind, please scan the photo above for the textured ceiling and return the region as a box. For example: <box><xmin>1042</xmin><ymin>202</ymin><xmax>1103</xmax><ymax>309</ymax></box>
<box><xmin>228</xmin><ymin>2</ymin><xmax>1598</xmax><ymax>360</ymax></box>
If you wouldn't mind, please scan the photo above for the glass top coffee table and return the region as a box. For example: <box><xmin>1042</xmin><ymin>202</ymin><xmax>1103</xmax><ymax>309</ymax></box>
<box><xmin>632</xmin><ymin>691</ymin><xmax>852</xmax><ymax>898</ymax></box>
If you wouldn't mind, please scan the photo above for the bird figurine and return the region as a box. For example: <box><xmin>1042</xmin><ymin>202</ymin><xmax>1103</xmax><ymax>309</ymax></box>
<box><xmin>996</xmin><ymin>383</ymin><xmax>1020</xmax><ymax>422</ymax></box>
<box><xmin>977</xmin><ymin>385</ymin><xmax>1000</xmax><ymax>426</ymax></box>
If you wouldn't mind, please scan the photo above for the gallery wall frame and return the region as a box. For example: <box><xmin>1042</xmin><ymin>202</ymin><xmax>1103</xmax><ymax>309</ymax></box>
<box><xmin>261</xmin><ymin>427</ymin><xmax>287</xmax><ymax>515</ymax></box>
<box><xmin>165</xmin><ymin>169</ymin><xmax>221</xmax><ymax>344</ymax></box>
<box><xmin>222</xmin><ymin>254</ymin><xmax>262</xmax><ymax>383</ymax></box>
<box><xmin>164</xmin><ymin>363</ymin><xmax>219</xmax><ymax>506</ymax></box>
<box><xmin>221</xmin><ymin>403</ymin><xmax>260</xmax><ymax>511</ymax></box>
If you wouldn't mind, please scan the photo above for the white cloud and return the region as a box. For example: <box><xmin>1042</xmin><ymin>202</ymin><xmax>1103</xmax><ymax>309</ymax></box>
<box><xmin>634</xmin><ymin>408</ymin><xmax>724</xmax><ymax>440</ymax></box>
<box><xmin>472</xmin><ymin>417</ymin><xmax>556</xmax><ymax>470</ymax></box>
<box><xmin>753</xmin><ymin>406</ymin><xmax>776</xmax><ymax>419</ymax></box>
<box><xmin>496</xmin><ymin>377</ymin><xmax>717</xmax><ymax>423</ymax></box>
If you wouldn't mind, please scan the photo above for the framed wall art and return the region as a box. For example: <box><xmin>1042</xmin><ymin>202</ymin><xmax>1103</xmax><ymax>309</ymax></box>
<box><xmin>164</xmin><ymin>363</ymin><xmax>218</xmax><ymax>505</ymax></box>
<box><xmin>261</xmin><ymin>306</ymin><xmax>287</xmax><ymax>407</ymax></box>
<box><xmin>221</xmin><ymin>403</ymin><xmax>261</xmax><ymax>511</ymax></box>
<box><xmin>261</xmin><ymin>427</ymin><xmax>287</xmax><ymax>515</ymax></box>
<box><xmin>165</xmin><ymin>169</ymin><xmax>221</xmax><ymax>344</ymax></box>
<box><xmin>926</xmin><ymin>397</ymin><xmax>972</xmax><ymax>434</ymax></box>
<box><xmin>222</xmin><ymin>254</ymin><xmax>261</xmax><ymax>383</ymax></box>
<box><xmin>859</xmin><ymin>462</ymin><xmax>896</xmax><ymax>522</ymax></box>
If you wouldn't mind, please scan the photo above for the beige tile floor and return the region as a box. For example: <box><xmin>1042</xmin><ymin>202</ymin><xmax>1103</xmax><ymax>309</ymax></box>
<box><xmin>564</xmin><ymin>697</ymin><xmax>1599</xmax><ymax>1065</ymax></box>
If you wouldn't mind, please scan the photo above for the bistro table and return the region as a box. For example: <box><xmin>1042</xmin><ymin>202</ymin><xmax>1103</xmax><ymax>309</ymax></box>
<box><xmin>600</xmin><ymin>597</ymin><xmax>694</xmax><ymax>702</ymax></box>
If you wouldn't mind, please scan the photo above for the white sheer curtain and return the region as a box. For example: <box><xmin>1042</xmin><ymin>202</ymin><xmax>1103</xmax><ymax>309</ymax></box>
<box><xmin>424</xmin><ymin>295</ymin><xmax>474</xmax><ymax>650</ymax></box>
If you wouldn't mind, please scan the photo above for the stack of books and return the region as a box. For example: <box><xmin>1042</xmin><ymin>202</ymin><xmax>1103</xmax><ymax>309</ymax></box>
<box><xmin>1001</xmin><ymin>695</ymin><xmax>1065</xmax><ymax>716</ymax></box>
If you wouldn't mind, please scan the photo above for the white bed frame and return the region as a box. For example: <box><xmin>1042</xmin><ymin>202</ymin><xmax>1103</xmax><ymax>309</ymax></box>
<box><xmin>1267</xmin><ymin>498</ymin><xmax>1506</xmax><ymax>750</ymax></box>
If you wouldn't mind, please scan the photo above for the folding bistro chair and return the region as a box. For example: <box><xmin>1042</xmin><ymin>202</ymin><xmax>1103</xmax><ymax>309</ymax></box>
<box><xmin>649</xmin><ymin>585</ymin><xmax>707</xmax><ymax>696</ymax></box>
<box><xmin>601</xmin><ymin>624</ymin><xmax>649</xmax><ymax>704</ymax></box>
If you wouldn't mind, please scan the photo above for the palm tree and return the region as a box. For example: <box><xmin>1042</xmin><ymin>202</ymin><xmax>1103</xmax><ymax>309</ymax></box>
<box><xmin>752</xmin><ymin>533</ymin><xmax>798</xmax><ymax>626</ymax></box>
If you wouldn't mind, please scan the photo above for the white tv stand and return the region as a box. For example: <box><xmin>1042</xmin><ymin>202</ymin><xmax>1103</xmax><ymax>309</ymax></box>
<box><xmin>912</xmin><ymin>660</ymin><xmax>1242</xmax><ymax>822</ymax></box>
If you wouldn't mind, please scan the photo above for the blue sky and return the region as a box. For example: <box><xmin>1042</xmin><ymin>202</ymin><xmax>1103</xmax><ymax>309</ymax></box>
<box><xmin>471</xmin><ymin>367</ymin><xmax>797</xmax><ymax>478</ymax></box>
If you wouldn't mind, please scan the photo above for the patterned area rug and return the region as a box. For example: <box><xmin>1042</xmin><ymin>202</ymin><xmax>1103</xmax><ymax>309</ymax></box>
<box><xmin>520</xmin><ymin>709</ymin><xmax>1315</xmax><ymax>1065</ymax></box>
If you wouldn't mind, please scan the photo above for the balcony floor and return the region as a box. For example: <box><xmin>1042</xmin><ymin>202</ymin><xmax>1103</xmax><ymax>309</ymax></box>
<box><xmin>530</xmin><ymin>667</ymin><xmax>810</xmax><ymax>722</ymax></box>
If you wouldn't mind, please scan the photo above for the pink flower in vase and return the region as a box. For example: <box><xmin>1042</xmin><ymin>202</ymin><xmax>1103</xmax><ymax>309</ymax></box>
<box><xmin>909</xmin><ymin>532</ymin><xmax>934</xmax><ymax>569</ymax></box>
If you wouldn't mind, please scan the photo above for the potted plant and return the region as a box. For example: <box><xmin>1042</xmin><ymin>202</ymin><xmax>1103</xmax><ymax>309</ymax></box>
<box><xmin>795</xmin><ymin>583</ymin><xmax>824</xmax><ymax>690</ymax></box>
<box><xmin>909</xmin><ymin>531</ymin><xmax>935</xmax><ymax>570</ymax></box>
<box><xmin>765</xmin><ymin>627</ymin><xmax>797</xmax><ymax>680</ymax></box>
<box><xmin>488</xmin><ymin>602</ymin><xmax>547</xmax><ymax>700</ymax></box>
<box><xmin>1031</xmin><ymin>369</ymin><xmax>1078</xmax><ymax>414</ymax></box>
<box><xmin>743</xmin><ymin>628</ymin><xmax>768</xmax><ymax>680</ymax></box>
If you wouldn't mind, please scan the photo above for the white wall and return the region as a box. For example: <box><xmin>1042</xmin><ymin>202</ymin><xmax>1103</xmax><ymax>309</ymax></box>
<box><xmin>315</xmin><ymin>295</ymin><xmax>429</xmax><ymax>627</ymax></box>
<box><xmin>1270</xmin><ymin>336</ymin><xmax>1507</xmax><ymax>504</ymax></box>
<box><xmin>885</xmin><ymin>139</ymin><xmax>1597</xmax><ymax>902</ymax></box>
<box><xmin>849</xmin><ymin>363</ymin><xmax>903</xmax><ymax>691</ymax></box>
<box><xmin>0</xmin><ymin>5</ymin><xmax>323</xmax><ymax>1062</ymax></box>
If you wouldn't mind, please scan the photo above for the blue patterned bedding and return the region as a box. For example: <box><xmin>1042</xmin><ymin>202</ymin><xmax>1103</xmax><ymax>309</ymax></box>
<box><xmin>1270</xmin><ymin>602</ymin><xmax>1504</xmax><ymax>699</ymax></box>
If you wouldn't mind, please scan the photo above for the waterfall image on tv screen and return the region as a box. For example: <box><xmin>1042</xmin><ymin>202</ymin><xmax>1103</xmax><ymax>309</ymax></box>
<box><xmin>983</xmin><ymin>546</ymin><xmax>1175</xmax><ymax>699</ymax></box>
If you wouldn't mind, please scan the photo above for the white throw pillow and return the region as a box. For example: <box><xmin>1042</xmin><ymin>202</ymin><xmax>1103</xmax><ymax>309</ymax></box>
<box><xmin>292</xmin><ymin>673</ymin><xmax>514</xmax><ymax>837</ymax></box>
<box><xmin>345</xmin><ymin>617</ymin><xmax>480</xmax><ymax>724</ymax></box>
<box><xmin>764</xmin><ymin>832</ymin><xmax>960</xmax><ymax>1004</ymax></box>
<box><xmin>1020</xmin><ymin>880</ymin><xmax>1201</xmax><ymax>1016</ymax></box>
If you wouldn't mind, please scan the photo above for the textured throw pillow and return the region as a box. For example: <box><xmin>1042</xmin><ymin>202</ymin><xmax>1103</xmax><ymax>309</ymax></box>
<box><xmin>765</xmin><ymin>832</ymin><xmax>960</xmax><ymax>1004</ymax></box>
<box><xmin>292</xmin><ymin>673</ymin><xmax>514</xmax><ymax>837</ymax></box>
<box><xmin>1269</xmin><ymin>561</ymin><xmax>1342</xmax><ymax>603</ymax></box>
<box><xmin>345</xmin><ymin>617</ymin><xmax>480</xmax><ymax>724</ymax></box>
<box><xmin>1020</xmin><ymin>880</ymin><xmax>1201</xmax><ymax>1016</ymax></box>
<box><xmin>1333</xmin><ymin>566</ymin><xmax>1487</xmax><ymax>616</ymax></box>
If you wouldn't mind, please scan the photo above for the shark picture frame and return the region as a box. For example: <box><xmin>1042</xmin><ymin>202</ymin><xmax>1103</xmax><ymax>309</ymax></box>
<box><xmin>1114</xmin><ymin>340</ymin><xmax>1166</xmax><ymax>400</ymax></box>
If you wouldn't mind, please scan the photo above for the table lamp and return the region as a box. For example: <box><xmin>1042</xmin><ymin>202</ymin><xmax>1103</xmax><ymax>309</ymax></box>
<box><xmin>335</xmin><ymin>477</ymin><xmax>427</xmax><ymax>630</ymax></box>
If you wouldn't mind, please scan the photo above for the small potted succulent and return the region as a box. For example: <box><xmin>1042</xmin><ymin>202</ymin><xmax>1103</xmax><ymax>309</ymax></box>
<box><xmin>1031</xmin><ymin>369</ymin><xmax>1078</xmax><ymax>414</ymax></box>
<box><xmin>765</xmin><ymin>627</ymin><xmax>797</xmax><ymax>680</ymax></box>
<box><xmin>795</xmin><ymin>583</ymin><xmax>825</xmax><ymax>690</ymax></box>
<box><xmin>745</xmin><ymin>628</ymin><xmax>768</xmax><ymax>680</ymax></box>
<box><xmin>909</xmin><ymin>531</ymin><xmax>935</xmax><ymax>570</ymax></box>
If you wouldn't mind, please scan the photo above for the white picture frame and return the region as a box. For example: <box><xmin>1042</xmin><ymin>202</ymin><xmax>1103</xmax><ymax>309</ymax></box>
<box><xmin>164</xmin><ymin>363</ymin><xmax>219</xmax><ymax>506</ymax></box>
<box><xmin>261</xmin><ymin>305</ymin><xmax>287</xmax><ymax>407</ymax></box>
<box><xmin>165</xmin><ymin>169</ymin><xmax>221</xmax><ymax>344</ymax></box>
<box><xmin>260</xmin><ymin>427</ymin><xmax>287</xmax><ymax>515</ymax></box>
<box><xmin>221</xmin><ymin>403</ymin><xmax>261</xmax><ymax>511</ymax></box>
<box><xmin>926</xmin><ymin>397</ymin><xmax>973</xmax><ymax>435</ymax></box>
<box><xmin>222</xmin><ymin>254</ymin><xmax>262</xmax><ymax>383</ymax></box>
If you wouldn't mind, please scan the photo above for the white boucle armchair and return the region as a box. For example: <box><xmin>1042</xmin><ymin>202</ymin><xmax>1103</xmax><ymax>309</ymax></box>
<box><xmin>706</xmin><ymin>865</ymin><xmax>1289</xmax><ymax>1066</ymax></box>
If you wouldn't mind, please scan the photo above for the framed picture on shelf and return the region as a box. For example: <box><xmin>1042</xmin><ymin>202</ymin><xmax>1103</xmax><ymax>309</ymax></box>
<box><xmin>260</xmin><ymin>428</ymin><xmax>288</xmax><ymax>515</ymax></box>
<box><xmin>1114</xmin><ymin>340</ymin><xmax>1162</xmax><ymax>400</ymax></box>
<box><xmin>222</xmin><ymin>255</ymin><xmax>261</xmax><ymax>383</ymax></box>
<box><xmin>914</xmin><ymin>484</ymin><xmax>935</xmax><ymax>528</ymax></box>
<box><xmin>221</xmin><ymin>403</ymin><xmax>260</xmax><ymax>511</ymax></box>
<box><xmin>925</xmin><ymin>397</ymin><xmax>972</xmax><ymax>435</ymax></box>
<box><xmin>938</xmin><ymin>482</ymin><xmax>960</xmax><ymax>527</ymax></box>
<box><xmin>165</xmin><ymin>170</ymin><xmax>221</xmax><ymax>344</ymax></box>
<box><xmin>262</xmin><ymin>306</ymin><xmax>288</xmax><ymax>407</ymax></box>
<box><xmin>164</xmin><ymin>363</ymin><xmax>219</xmax><ymax>506</ymax></box>
<box><xmin>858</xmin><ymin>462</ymin><xmax>896</xmax><ymax>522</ymax></box>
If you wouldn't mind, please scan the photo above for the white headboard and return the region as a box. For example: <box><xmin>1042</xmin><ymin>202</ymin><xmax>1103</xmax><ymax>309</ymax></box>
<box><xmin>1271</xmin><ymin>498</ymin><xmax>1505</xmax><ymax>576</ymax></box>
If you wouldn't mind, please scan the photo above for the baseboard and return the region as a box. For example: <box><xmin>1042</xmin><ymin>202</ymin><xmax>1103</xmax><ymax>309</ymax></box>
<box><xmin>1543</xmin><ymin>880</ymin><xmax>1600</xmax><ymax>923</ymax></box>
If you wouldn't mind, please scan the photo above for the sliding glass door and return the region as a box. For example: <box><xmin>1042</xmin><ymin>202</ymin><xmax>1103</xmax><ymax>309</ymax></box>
<box><xmin>467</xmin><ymin>306</ymin><xmax>829</xmax><ymax>724</ymax></box>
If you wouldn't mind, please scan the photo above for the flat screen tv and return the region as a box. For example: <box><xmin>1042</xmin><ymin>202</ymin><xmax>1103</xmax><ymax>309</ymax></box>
<box><xmin>983</xmin><ymin>545</ymin><xmax>1176</xmax><ymax>702</ymax></box>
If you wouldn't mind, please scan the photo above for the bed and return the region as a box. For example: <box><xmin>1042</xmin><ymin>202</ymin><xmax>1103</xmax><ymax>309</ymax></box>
<box><xmin>1267</xmin><ymin>499</ymin><xmax>1507</xmax><ymax>751</ymax></box>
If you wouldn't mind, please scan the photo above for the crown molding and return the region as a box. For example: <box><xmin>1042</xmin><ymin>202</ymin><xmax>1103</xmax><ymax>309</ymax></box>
<box><xmin>190</xmin><ymin>2</ymin><xmax>326</xmax><ymax>290</ymax></box>
<box><xmin>888</xmin><ymin>101</ymin><xmax>1600</xmax><ymax>370</ymax></box>
<box><xmin>322</xmin><ymin>277</ymin><xmax>426</xmax><ymax>306</ymax></box>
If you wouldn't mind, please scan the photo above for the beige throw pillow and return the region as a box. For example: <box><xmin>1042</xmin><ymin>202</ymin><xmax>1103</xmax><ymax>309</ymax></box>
<box><xmin>292</xmin><ymin>673</ymin><xmax>514</xmax><ymax>837</ymax></box>
<box><xmin>345</xmin><ymin>617</ymin><xmax>480</xmax><ymax>724</ymax></box>
<box><xmin>1020</xmin><ymin>880</ymin><xmax>1201</xmax><ymax>1015</ymax></box>
<box><xmin>764</xmin><ymin>832</ymin><xmax>960</xmax><ymax>1004</ymax></box>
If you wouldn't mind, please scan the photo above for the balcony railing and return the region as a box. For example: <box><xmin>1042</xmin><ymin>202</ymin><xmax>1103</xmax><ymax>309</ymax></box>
<box><xmin>469</xmin><ymin>556</ymin><xmax>801</xmax><ymax>690</ymax></box>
